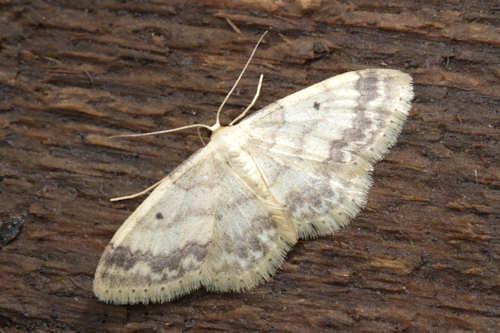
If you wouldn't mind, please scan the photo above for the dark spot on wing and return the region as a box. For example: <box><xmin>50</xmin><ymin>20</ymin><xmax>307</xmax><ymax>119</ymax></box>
<box><xmin>313</xmin><ymin>101</ymin><xmax>321</xmax><ymax>110</ymax></box>
<box><xmin>156</xmin><ymin>212</ymin><xmax>164</xmax><ymax>219</ymax></box>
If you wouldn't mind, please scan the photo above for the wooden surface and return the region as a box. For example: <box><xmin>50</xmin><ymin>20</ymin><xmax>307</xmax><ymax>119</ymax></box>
<box><xmin>1</xmin><ymin>0</ymin><xmax>499</xmax><ymax>332</ymax></box>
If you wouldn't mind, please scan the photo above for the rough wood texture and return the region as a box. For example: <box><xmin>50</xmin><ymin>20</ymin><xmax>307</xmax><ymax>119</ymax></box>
<box><xmin>0</xmin><ymin>0</ymin><xmax>498</xmax><ymax>332</ymax></box>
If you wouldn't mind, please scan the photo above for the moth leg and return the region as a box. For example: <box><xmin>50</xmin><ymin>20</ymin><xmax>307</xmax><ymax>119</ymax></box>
<box><xmin>110</xmin><ymin>178</ymin><xmax>167</xmax><ymax>202</ymax></box>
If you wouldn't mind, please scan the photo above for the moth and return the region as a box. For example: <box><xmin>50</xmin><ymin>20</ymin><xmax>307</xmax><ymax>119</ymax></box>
<box><xmin>93</xmin><ymin>34</ymin><xmax>413</xmax><ymax>304</ymax></box>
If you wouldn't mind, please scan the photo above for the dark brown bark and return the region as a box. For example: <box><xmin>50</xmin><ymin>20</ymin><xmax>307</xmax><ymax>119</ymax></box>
<box><xmin>0</xmin><ymin>0</ymin><xmax>498</xmax><ymax>332</ymax></box>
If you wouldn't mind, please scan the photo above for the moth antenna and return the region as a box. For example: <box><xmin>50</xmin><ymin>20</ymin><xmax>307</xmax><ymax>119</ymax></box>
<box><xmin>110</xmin><ymin>178</ymin><xmax>166</xmax><ymax>202</ymax></box>
<box><xmin>229</xmin><ymin>74</ymin><xmax>263</xmax><ymax>126</ymax></box>
<box><xmin>215</xmin><ymin>31</ymin><xmax>268</xmax><ymax>128</ymax></box>
<box><xmin>111</xmin><ymin>31</ymin><xmax>268</xmax><ymax>140</ymax></box>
